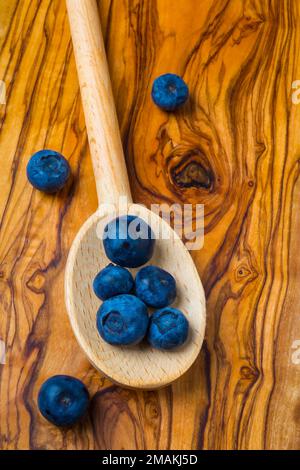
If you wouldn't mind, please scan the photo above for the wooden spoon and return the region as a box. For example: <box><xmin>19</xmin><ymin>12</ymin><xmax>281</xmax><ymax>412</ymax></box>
<box><xmin>65</xmin><ymin>0</ymin><xmax>206</xmax><ymax>389</ymax></box>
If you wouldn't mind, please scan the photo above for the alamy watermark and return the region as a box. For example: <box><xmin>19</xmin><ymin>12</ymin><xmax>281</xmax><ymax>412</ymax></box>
<box><xmin>96</xmin><ymin>196</ymin><xmax>204</xmax><ymax>250</ymax></box>
<box><xmin>0</xmin><ymin>80</ymin><xmax>6</xmax><ymax>105</ymax></box>
<box><xmin>0</xmin><ymin>340</ymin><xmax>5</xmax><ymax>365</ymax></box>
<box><xmin>291</xmin><ymin>340</ymin><xmax>300</xmax><ymax>365</ymax></box>
<box><xmin>292</xmin><ymin>80</ymin><xmax>300</xmax><ymax>104</ymax></box>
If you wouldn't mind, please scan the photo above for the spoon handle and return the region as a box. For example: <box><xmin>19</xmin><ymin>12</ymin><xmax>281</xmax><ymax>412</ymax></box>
<box><xmin>66</xmin><ymin>0</ymin><xmax>132</xmax><ymax>206</ymax></box>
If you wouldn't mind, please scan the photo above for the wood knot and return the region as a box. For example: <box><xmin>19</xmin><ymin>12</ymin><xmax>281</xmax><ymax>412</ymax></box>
<box><xmin>146</xmin><ymin>403</ymin><xmax>160</xmax><ymax>420</ymax></box>
<box><xmin>236</xmin><ymin>365</ymin><xmax>259</xmax><ymax>393</ymax></box>
<box><xmin>240</xmin><ymin>366</ymin><xmax>258</xmax><ymax>381</ymax></box>
<box><xmin>255</xmin><ymin>142</ymin><xmax>266</xmax><ymax>158</ymax></box>
<box><xmin>236</xmin><ymin>265</ymin><xmax>251</xmax><ymax>279</ymax></box>
<box><xmin>232</xmin><ymin>14</ymin><xmax>264</xmax><ymax>45</ymax></box>
<box><xmin>26</xmin><ymin>270</ymin><xmax>46</xmax><ymax>293</ymax></box>
<box><xmin>170</xmin><ymin>149</ymin><xmax>214</xmax><ymax>191</ymax></box>
<box><xmin>235</xmin><ymin>261</ymin><xmax>258</xmax><ymax>284</ymax></box>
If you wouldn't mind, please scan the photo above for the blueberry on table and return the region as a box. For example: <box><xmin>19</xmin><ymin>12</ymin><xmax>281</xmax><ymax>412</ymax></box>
<box><xmin>93</xmin><ymin>264</ymin><xmax>134</xmax><ymax>300</ymax></box>
<box><xmin>27</xmin><ymin>149</ymin><xmax>70</xmax><ymax>193</ymax></box>
<box><xmin>147</xmin><ymin>307</ymin><xmax>189</xmax><ymax>350</ymax></box>
<box><xmin>38</xmin><ymin>375</ymin><xmax>89</xmax><ymax>427</ymax></box>
<box><xmin>135</xmin><ymin>265</ymin><xmax>176</xmax><ymax>308</ymax></box>
<box><xmin>97</xmin><ymin>294</ymin><xmax>149</xmax><ymax>346</ymax></box>
<box><xmin>151</xmin><ymin>73</ymin><xmax>189</xmax><ymax>111</ymax></box>
<box><xmin>103</xmin><ymin>215</ymin><xmax>155</xmax><ymax>268</ymax></box>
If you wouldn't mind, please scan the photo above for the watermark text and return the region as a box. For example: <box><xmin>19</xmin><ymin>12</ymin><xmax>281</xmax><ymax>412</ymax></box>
<box><xmin>0</xmin><ymin>340</ymin><xmax>5</xmax><ymax>365</ymax></box>
<box><xmin>0</xmin><ymin>80</ymin><xmax>6</xmax><ymax>105</ymax></box>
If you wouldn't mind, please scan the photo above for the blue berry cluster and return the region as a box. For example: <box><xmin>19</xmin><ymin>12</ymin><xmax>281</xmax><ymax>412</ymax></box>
<box><xmin>93</xmin><ymin>215</ymin><xmax>189</xmax><ymax>351</ymax></box>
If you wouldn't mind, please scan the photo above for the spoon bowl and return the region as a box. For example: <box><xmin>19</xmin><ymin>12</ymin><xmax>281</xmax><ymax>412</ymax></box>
<box><xmin>65</xmin><ymin>204</ymin><xmax>205</xmax><ymax>389</ymax></box>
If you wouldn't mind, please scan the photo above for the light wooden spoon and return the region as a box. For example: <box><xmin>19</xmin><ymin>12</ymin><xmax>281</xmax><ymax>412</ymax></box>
<box><xmin>65</xmin><ymin>0</ymin><xmax>206</xmax><ymax>389</ymax></box>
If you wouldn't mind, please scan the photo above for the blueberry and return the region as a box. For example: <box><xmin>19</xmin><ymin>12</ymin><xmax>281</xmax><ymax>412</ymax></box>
<box><xmin>103</xmin><ymin>215</ymin><xmax>155</xmax><ymax>268</ymax></box>
<box><xmin>97</xmin><ymin>294</ymin><xmax>149</xmax><ymax>346</ymax></box>
<box><xmin>38</xmin><ymin>375</ymin><xmax>89</xmax><ymax>427</ymax></box>
<box><xmin>27</xmin><ymin>149</ymin><xmax>71</xmax><ymax>193</ymax></box>
<box><xmin>147</xmin><ymin>307</ymin><xmax>189</xmax><ymax>350</ymax></box>
<box><xmin>135</xmin><ymin>265</ymin><xmax>176</xmax><ymax>308</ymax></box>
<box><xmin>93</xmin><ymin>264</ymin><xmax>134</xmax><ymax>300</ymax></box>
<box><xmin>151</xmin><ymin>73</ymin><xmax>189</xmax><ymax>111</ymax></box>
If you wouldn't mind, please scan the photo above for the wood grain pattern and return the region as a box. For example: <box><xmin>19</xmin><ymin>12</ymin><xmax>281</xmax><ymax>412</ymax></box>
<box><xmin>0</xmin><ymin>0</ymin><xmax>300</xmax><ymax>450</ymax></box>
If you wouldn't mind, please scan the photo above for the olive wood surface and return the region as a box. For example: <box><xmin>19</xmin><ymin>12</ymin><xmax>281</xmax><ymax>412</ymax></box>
<box><xmin>0</xmin><ymin>0</ymin><xmax>300</xmax><ymax>450</ymax></box>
